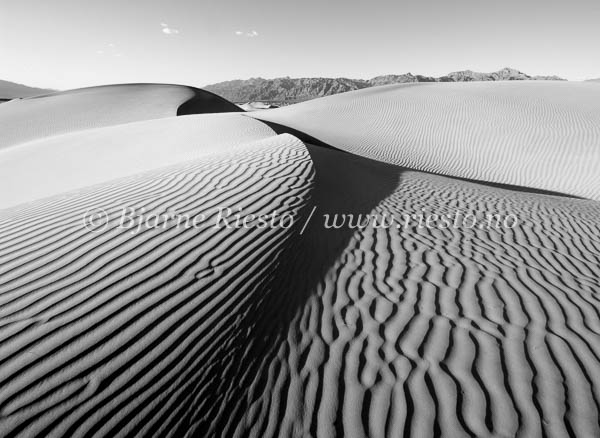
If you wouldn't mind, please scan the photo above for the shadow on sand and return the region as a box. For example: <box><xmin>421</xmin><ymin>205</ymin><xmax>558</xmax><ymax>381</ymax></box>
<box><xmin>189</xmin><ymin>138</ymin><xmax>403</xmax><ymax>436</ymax></box>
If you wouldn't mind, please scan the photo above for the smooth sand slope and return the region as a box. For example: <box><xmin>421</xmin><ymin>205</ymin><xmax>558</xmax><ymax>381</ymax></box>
<box><xmin>0</xmin><ymin>114</ymin><xmax>274</xmax><ymax>209</ymax></box>
<box><xmin>249</xmin><ymin>81</ymin><xmax>600</xmax><ymax>200</ymax></box>
<box><xmin>0</xmin><ymin>84</ymin><xmax>241</xmax><ymax>150</ymax></box>
<box><xmin>1</xmin><ymin>82</ymin><xmax>600</xmax><ymax>438</ymax></box>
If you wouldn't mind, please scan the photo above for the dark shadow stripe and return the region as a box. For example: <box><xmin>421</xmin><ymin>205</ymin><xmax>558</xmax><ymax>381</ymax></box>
<box><xmin>249</xmin><ymin>119</ymin><xmax>346</xmax><ymax>152</ymax></box>
<box><xmin>177</xmin><ymin>88</ymin><xmax>244</xmax><ymax>115</ymax></box>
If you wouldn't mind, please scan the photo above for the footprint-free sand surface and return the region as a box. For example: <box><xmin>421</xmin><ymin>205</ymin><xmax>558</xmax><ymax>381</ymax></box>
<box><xmin>0</xmin><ymin>82</ymin><xmax>599</xmax><ymax>437</ymax></box>
<box><xmin>0</xmin><ymin>114</ymin><xmax>274</xmax><ymax>209</ymax></box>
<box><xmin>0</xmin><ymin>84</ymin><xmax>240</xmax><ymax>150</ymax></box>
<box><xmin>250</xmin><ymin>81</ymin><xmax>600</xmax><ymax>200</ymax></box>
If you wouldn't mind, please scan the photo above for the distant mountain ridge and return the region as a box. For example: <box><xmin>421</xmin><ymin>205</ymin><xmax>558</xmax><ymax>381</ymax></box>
<box><xmin>0</xmin><ymin>80</ymin><xmax>54</xmax><ymax>99</ymax></box>
<box><xmin>205</xmin><ymin>67</ymin><xmax>565</xmax><ymax>103</ymax></box>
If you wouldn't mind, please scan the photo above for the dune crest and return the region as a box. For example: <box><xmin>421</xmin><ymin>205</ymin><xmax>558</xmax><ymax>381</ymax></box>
<box><xmin>0</xmin><ymin>84</ymin><xmax>241</xmax><ymax>150</ymax></box>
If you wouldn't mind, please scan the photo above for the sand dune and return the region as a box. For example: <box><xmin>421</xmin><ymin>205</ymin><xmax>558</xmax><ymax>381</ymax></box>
<box><xmin>0</xmin><ymin>84</ymin><xmax>241</xmax><ymax>150</ymax></box>
<box><xmin>249</xmin><ymin>81</ymin><xmax>600</xmax><ymax>200</ymax></box>
<box><xmin>0</xmin><ymin>133</ymin><xmax>314</xmax><ymax>437</ymax></box>
<box><xmin>256</xmin><ymin>149</ymin><xmax>600</xmax><ymax>438</ymax></box>
<box><xmin>0</xmin><ymin>114</ymin><xmax>274</xmax><ymax>209</ymax></box>
<box><xmin>262</xmin><ymin>148</ymin><xmax>600</xmax><ymax>438</ymax></box>
<box><xmin>1</xmin><ymin>140</ymin><xmax>599</xmax><ymax>437</ymax></box>
<box><xmin>1</xmin><ymin>81</ymin><xmax>600</xmax><ymax>437</ymax></box>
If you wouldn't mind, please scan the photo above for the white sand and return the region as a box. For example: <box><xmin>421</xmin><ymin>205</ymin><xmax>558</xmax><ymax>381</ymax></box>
<box><xmin>0</xmin><ymin>133</ymin><xmax>314</xmax><ymax>437</ymax></box>
<box><xmin>0</xmin><ymin>82</ymin><xmax>599</xmax><ymax>437</ymax></box>
<box><xmin>249</xmin><ymin>81</ymin><xmax>600</xmax><ymax>200</ymax></box>
<box><xmin>0</xmin><ymin>84</ymin><xmax>238</xmax><ymax>150</ymax></box>
<box><xmin>0</xmin><ymin>114</ymin><xmax>275</xmax><ymax>209</ymax></box>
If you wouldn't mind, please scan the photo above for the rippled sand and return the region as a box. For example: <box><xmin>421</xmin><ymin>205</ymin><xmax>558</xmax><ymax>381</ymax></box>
<box><xmin>1</xmin><ymin>82</ymin><xmax>599</xmax><ymax>437</ymax></box>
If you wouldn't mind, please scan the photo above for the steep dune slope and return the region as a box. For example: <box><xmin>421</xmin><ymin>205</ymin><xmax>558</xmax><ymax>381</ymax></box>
<box><xmin>249</xmin><ymin>81</ymin><xmax>600</xmax><ymax>200</ymax></box>
<box><xmin>0</xmin><ymin>84</ymin><xmax>241</xmax><ymax>149</ymax></box>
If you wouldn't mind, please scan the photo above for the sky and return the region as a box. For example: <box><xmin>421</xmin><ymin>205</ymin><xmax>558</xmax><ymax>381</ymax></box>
<box><xmin>1</xmin><ymin>0</ymin><xmax>599</xmax><ymax>90</ymax></box>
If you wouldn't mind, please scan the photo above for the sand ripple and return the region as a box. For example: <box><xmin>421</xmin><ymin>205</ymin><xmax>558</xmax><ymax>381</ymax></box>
<box><xmin>250</xmin><ymin>82</ymin><xmax>600</xmax><ymax>200</ymax></box>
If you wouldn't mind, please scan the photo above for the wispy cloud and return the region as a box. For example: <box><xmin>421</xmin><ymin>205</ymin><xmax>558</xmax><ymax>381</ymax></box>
<box><xmin>161</xmin><ymin>23</ymin><xmax>180</xmax><ymax>35</ymax></box>
<box><xmin>235</xmin><ymin>30</ymin><xmax>259</xmax><ymax>38</ymax></box>
<box><xmin>96</xmin><ymin>43</ymin><xmax>123</xmax><ymax>58</ymax></box>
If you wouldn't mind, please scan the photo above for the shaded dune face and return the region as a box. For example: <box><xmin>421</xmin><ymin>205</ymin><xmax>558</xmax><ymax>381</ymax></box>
<box><xmin>0</xmin><ymin>84</ymin><xmax>241</xmax><ymax>149</ymax></box>
<box><xmin>176</xmin><ymin>89</ymin><xmax>243</xmax><ymax>116</ymax></box>
<box><xmin>200</xmin><ymin>146</ymin><xmax>401</xmax><ymax>437</ymax></box>
<box><xmin>249</xmin><ymin>81</ymin><xmax>600</xmax><ymax>200</ymax></box>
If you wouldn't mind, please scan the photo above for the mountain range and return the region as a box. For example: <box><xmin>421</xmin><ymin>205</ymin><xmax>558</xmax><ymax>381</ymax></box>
<box><xmin>4</xmin><ymin>69</ymin><xmax>596</xmax><ymax>104</ymax></box>
<box><xmin>204</xmin><ymin>68</ymin><xmax>565</xmax><ymax>103</ymax></box>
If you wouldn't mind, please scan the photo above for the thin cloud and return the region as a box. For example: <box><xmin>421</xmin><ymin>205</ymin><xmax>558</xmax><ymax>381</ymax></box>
<box><xmin>96</xmin><ymin>43</ymin><xmax>123</xmax><ymax>57</ymax></box>
<box><xmin>235</xmin><ymin>30</ymin><xmax>259</xmax><ymax>38</ymax></box>
<box><xmin>161</xmin><ymin>23</ymin><xmax>180</xmax><ymax>35</ymax></box>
